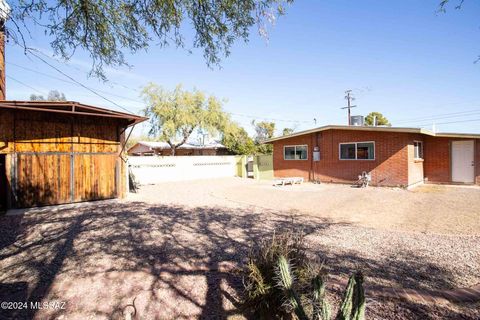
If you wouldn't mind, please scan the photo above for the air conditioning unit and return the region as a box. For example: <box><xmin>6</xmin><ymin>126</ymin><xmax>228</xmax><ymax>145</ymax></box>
<box><xmin>350</xmin><ymin>115</ymin><xmax>364</xmax><ymax>126</ymax></box>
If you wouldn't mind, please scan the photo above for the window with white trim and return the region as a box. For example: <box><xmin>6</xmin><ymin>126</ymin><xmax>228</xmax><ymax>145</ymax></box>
<box><xmin>414</xmin><ymin>141</ymin><xmax>423</xmax><ymax>159</ymax></box>
<box><xmin>284</xmin><ymin>145</ymin><xmax>308</xmax><ymax>160</ymax></box>
<box><xmin>339</xmin><ymin>142</ymin><xmax>375</xmax><ymax>160</ymax></box>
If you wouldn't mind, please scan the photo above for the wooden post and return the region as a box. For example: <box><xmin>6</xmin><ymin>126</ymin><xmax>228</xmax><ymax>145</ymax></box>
<box><xmin>0</xmin><ymin>0</ymin><xmax>9</xmax><ymax>101</ymax></box>
<box><xmin>0</xmin><ymin>0</ymin><xmax>10</xmax><ymax>100</ymax></box>
<box><xmin>0</xmin><ymin>20</ymin><xmax>6</xmax><ymax>100</ymax></box>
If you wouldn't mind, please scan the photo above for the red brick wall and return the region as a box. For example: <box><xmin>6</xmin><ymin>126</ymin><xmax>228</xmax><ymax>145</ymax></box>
<box><xmin>423</xmin><ymin>137</ymin><xmax>480</xmax><ymax>185</ymax></box>
<box><xmin>272</xmin><ymin>129</ymin><xmax>412</xmax><ymax>187</ymax></box>
<box><xmin>272</xmin><ymin>134</ymin><xmax>312</xmax><ymax>181</ymax></box>
<box><xmin>423</xmin><ymin>136</ymin><xmax>451</xmax><ymax>183</ymax></box>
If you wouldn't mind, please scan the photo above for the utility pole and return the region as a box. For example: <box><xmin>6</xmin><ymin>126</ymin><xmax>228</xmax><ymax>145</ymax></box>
<box><xmin>341</xmin><ymin>90</ymin><xmax>357</xmax><ymax>125</ymax></box>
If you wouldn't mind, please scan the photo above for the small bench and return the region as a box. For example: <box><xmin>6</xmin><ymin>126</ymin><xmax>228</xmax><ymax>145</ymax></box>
<box><xmin>273</xmin><ymin>177</ymin><xmax>304</xmax><ymax>186</ymax></box>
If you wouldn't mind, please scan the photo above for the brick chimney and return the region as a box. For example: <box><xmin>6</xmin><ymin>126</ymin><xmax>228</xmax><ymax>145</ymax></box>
<box><xmin>0</xmin><ymin>0</ymin><xmax>10</xmax><ymax>101</ymax></box>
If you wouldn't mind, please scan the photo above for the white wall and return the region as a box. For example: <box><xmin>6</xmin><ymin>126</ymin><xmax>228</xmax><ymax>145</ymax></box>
<box><xmin>128</xmin><ymin>155</ymin><xmax>240</xmax><ymax>185</ymax></box>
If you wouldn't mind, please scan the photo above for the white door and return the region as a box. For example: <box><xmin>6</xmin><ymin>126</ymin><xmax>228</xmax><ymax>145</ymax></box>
<box><xmin>451</xmin><ymin>140</ymin><xmax>475</xmax><ymax>183</ymax></box>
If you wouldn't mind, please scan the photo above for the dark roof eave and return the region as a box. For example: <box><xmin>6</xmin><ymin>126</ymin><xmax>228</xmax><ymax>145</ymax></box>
<box><xmin>262</xmin><ymin>125</ymin><xmax>480</xmax><ymax>143</ymax></box>
<box><xmin>0</xmin><ymin>100</ymin><xmax>148</xmax><ymax>127</ymax></box>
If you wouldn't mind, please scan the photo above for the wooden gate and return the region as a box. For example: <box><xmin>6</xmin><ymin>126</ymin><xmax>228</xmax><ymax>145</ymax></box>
<box><xmin>73</xmin><ymin>154</ymin><xmax>117</xmax><ymax>202</ymax></box>
<box><xmin>0</xmin><ymin>154</ymin><xmax>7</xmax><ymax>211</ymax></box>
<box><xmin>13</xmin><ymin>153</ymin><xmax>118</xmax><ymax>208</ymax></box>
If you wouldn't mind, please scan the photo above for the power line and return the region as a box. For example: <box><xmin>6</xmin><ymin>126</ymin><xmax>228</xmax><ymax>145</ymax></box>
<box><xmin>10</xmin><ymin>42</ymin><xmax>319</xmax><ymax>123</ymax></box>
<box><xmin>11</xmin><ymin>44</ymin><xmax>317</xmax><ymax>123</ymax></box>
<box><xmin>412</xmin><ymin>118</ymin><xmax>480</xmax><ymax>127</ymax></box>
<box><xmin>227</xmin><ymin>112</ymin><xmax>312</xmax><ymax>123</ymax></box>
<box><xmin>27</xmin><ymin>49</ymin><xmax>136</xmax><ymax>114</ymax></box>
<box><xmin>6</xmin><ymin>75</ymin><xmax>45</xmax><ymax>94</ymax></box>
<box><xmin>10</xmin><ymin>58</ymin><xmax>311</xmax><ymax>123</ymax></box>
<box><xmin>9</xmin><ymin>62</ymin><xmax>145</xmax><ymax>106</ymax></box>
<box><xmin>10</xmin><ymin>43</ymin><xmax>141</xmax><ymax>94</ymax></box>
<box><xmin>8</xmin><ymin>37</ymin><xmax>145</xmax><ymax>101</ymax></box>
<box><xmin>12</xmin><ymin>43</ymin><xmax>137</xmax><ymax>114</ymax></box>
<box><xmin>394</xmin><ymin>108</ymin><xmax>480</xmax><ymax>125</ymax></box>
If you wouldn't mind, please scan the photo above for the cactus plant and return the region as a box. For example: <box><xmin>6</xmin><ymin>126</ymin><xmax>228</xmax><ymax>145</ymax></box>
<box><xmin>351</xmin><ymin>273</ymin><xmax>366</xmax><ymax>320</ymax></box>
<box><xmin>242</xmin><ymin>231</ymin><xmax>366</xmax><ymax>320</ymax></box>
<box><xmin>336</xmin><ymin>274</ymin><xmax>356</xmax><ymax>320</ymax></box>
<box><xmin>276</xmin><ymin>255</ymin><xmax>308</xmax><ymax>320</ymax></box>
<box><xmin>275</xmin><ymin>255</ymin><xmax>365</xmax><ymax>320</ymax></box>
<box><xmin>335</xmin><ymin>272</ymin><xmax>365</xmax><ymax>320</ymax></box>
<box><xmin>312</xmin><ymin>275</ymin><xmax>331</xmax><ymax>320</ymax></box>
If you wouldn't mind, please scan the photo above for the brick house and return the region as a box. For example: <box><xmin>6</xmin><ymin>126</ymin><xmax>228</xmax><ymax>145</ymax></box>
<box><xmin>264</xmin><ymin>125</ymin><xmax>480</xmax><ymax>187</ymax></box>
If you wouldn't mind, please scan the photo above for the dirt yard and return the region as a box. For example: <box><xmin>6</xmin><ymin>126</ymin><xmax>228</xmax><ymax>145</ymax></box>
<box><xmin>130</xmin><ymin>178</ymin><xmax>480</xmax><ymax>235</ymax></box>
<box><xmin>0</xmin><ymin>178</ymin><xmax>479</xmax><ymax>319</ymax></box>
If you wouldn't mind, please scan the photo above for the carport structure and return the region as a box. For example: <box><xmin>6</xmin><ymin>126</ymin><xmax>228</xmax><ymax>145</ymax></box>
<box><xmin>0</xmin><ymin>101</ymin><xmax>147</xmax><ymax>209</ymax></box>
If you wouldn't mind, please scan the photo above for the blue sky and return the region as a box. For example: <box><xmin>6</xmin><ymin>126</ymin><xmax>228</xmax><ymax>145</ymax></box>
<box><xmin>6</xmin><ymin>0</ymin><xmax>480</xmax><ymax>138</ymax></box>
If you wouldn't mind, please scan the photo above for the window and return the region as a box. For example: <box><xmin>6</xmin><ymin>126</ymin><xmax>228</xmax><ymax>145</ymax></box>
<box><xmin>284</xmin><ymin>146</ymin><xmax>296</xmax><ymax>160</ymax></box>
<box><xmin>339</xmin><ymin>142</ymin><xmax>375</xmax><ymax>160</ymax></box>
<box><xmin>414</xmin><ymin>141</ymin><xmax>423</xmax><ymax>159</ymax></box>
<box><xmin>357</xmin><ymin>142</ymin><xmax>375</xmax><ymax>159</ymax></box>
<box><xmin>340</xmin><ymin>143</ymin><xmax>356</xmax><ymax>160</ymax></box>
<box><xmin>284</xmin><ymin>145</ymin><xmax>308</xmax><ymax>160</ymax></box>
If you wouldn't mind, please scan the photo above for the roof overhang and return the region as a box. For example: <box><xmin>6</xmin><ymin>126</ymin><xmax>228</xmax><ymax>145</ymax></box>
<box><xmin>433</xmin><ymin>132</ymin><xmax>480</xmax><ymax>139</ymax></box>
<box><xmin>0</xmin><ymin>100</ymin><xmax>148</xmax><ymax>127</ymax></box>
<box><xmin>262</xmin><ymin>125</ymin><xmax>480</xmax><ymax>143</ymax></box>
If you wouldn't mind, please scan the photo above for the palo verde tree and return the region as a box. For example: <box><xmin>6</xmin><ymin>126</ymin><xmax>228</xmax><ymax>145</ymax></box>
<box><xmin>364</xmin><ymin>112</ymin><xmax>391</xmax><ymax>126</ymax></box>
<box><xmin>8</xmin><ymin>0</ymin><xmax>293</xmax><ymax>79</ymax></box>
<box><xmin>142</xmin><ymin>83</ymin><xmax>229</xmax><ymax>155</ymax></box>
<box><xmin>253</xmin><ymin>120</ymin><xmax>275</xmax><ymax>154</ymax></box>
<box><xmin>222</xmin><ymin>122</ymin><xmax>256</xmax><ymax>155</ymax></box>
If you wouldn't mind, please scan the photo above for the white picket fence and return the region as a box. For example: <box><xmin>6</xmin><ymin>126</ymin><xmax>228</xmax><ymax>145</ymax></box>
<box><xmin>128</xmin><ymin>155</ymin><xmax>242</xmax><ymax>185</ymax></box>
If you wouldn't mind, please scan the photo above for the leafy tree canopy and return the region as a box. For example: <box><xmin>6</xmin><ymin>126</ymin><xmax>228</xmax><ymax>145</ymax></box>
<box><xmin>9</xmin><ymin>0</ymin><xmax>292</xmax><ymax>79</ymax></box>
<box><xmin>142</xmin><ymin>83</ymin><xmax>229</xmax><ymax>155</ymax></box>
<box><xmin>364</xmin><ymin>112</ymin><xmax>391</xmax><ymax>126</ymax></box>
<box><xmin>253</xmin><ymin>120</ymin><xmax>275</xmax><ymax>143</ymax></box>
<box><xmin>253</xmin><ymin>120</ymin><xmax>275</xmax><ymax>154</ymax></box>
<box><xmin>222</xmin><ymin>122</ymin><xmax>256</xmax><ymax>155</ymax></box>
<box><xmin>29</xmin><ymin>90</ymin><xmax>67</xmax><ymax>101</ymax></box>
<box><xmin>282</xmin><ymin>127</ymin><xmax>294</xmax><ymax>135</ymax></box>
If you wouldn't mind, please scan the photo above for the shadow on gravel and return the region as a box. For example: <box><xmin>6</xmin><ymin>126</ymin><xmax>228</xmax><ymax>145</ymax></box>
<box><xmin>319</xmin><ymin>250</ymin><xmax>457</xmax><ymax>292</ymax></box>
<box><xmin>0</xmin><ymin>201</ymin><xmax>477</xmax><ymax>320</ymax></box>
<box><xmin>0</xmin><ymin>201</ymin><xmax>335</xmax><ymax>319</ymax></box>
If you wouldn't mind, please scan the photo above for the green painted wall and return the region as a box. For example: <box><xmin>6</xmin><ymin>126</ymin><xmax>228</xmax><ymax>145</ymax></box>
<box><xmin>254</xmin><ymin>155</ymin><xmax>273</xmax><ymax>180</ymax></box>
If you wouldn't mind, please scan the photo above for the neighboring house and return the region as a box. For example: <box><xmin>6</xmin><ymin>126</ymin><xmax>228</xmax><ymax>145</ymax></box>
<box><xmin>0</xmin><ymin>101</ymin><xmax>147</xmax><ymax>210</ymax></box>
<box><xmin>263</xmin><ymin>125</ymin><xmax>480</xmax><ymax>187</ymax></box>
<box><xmin>127</xmin><ymin>141</ymin><xmax>229</xmax><ymax>156</ymax></box>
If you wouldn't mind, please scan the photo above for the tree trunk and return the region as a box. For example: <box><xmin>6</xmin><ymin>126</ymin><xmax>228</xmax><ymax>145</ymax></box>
<box><xmin>171</xmin><ymin>147</ymin><xmax>176</xmax><ymax>156</ymax></box>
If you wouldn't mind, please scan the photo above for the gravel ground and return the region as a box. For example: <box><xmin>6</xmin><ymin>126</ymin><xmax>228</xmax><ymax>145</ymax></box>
<box><xmin>130</xmin><ymin>178</ymin><xmax>480</xmax><ymax>235</ymax></box>
<box><xmin>0</xmin><ymin>178</ymin><xmax>478</xmax><ymax>319</ymax></box>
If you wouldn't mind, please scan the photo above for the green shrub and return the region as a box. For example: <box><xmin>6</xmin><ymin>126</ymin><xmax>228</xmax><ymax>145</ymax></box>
<box><xmin>241</xmin><ymin>231</ymin><xmax>365</xmax><ymax>320</ymax></box>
